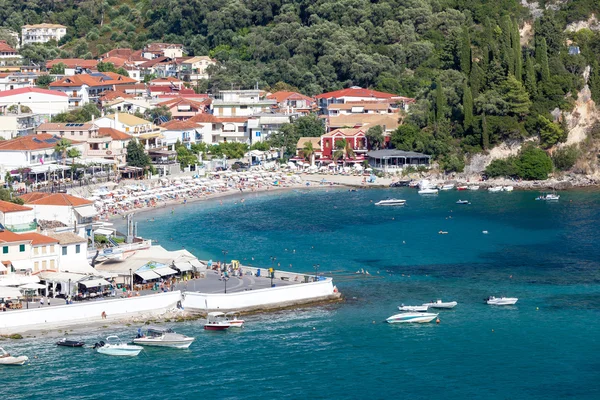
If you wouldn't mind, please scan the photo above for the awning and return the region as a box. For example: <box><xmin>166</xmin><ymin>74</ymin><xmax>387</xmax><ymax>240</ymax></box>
<box><xmin>0</xmin><ymin>275</ymin><xmax>40</xmax><ymax>286</ymax></box>
<box><xmin>19</xmin><ymin>283</ymin><xmax>46</xmax><ymax>290</ymax></box>
<box><xmin>0</xmin><ymin>286</ymin><xmax>22</xmax><ymax>299</ymax></box>
<box><xmin>153</xmin><ymin>267</ymin><xmax>178</xmax><ymax>277</ymax></box>
<box><xmin>94</xmin><ymin>228</ymin><xmax>113</xmax><ymax>236</ymax></box>
<box><xmin>135</xmin><ymin>270</ymin><xmax>161</xmax><ymax>281</ymax></box>
<box><xmin>174</xmin><ymin>262</ymin><xmax>193</xmax><ymax>272</ymax></box>
<box><xmin>62</xmin><ymin>263</ymin><xmax>99</xmax><ymax>275</ymax></box>
<box><xmin>75</xmin><ymin>206</ymin><xmax>98</xmax><ymax>218</ymax></box>
<box><xmin>190</xmin><ymin>259</ymin><xmax>206</xmax><ymax>271</ymax></box>
<box><xmin>11</xmin><ymin>259</ymin><xmax>33</xmax><ymax>271</ymax></box>
<box><xmin>37</xmin><ymin>271</ymin><xmax>86</xmax><ymax>283</ymax></box>
<box><xmin>79</xmin><ymin>278</ymin><xmax>111</xmax><ymax>288</ymax></box>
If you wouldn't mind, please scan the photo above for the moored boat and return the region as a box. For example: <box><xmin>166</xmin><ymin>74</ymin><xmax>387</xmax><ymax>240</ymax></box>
<box><xmin>133</xmin><ymin>327</ymin><xmax>195</xmax><ymax>349</ymax></box>
<box><xmin>56</xmin><ymin>338</ymin><xmax>85</xmax><ymax>348</ymax></box>
<box><xmin>456</xmin><ymin>200</ymin><xmax>470</xmax><ymax>204</ymax></box>
<box><xmin>225</xmin><ymin>312</ymin><xmax>245</xmax><ymax>328</ymax></box>
<box><xmin>94</xmin><ymin>336</ymin><xmax>143</xmax><ymax>356</ymax></box>
<box><xmin>439</xmin><ymin>183</ymin><xmax>455</xmax><ymax>191</ymax></box>
<box><xmin>536</xmin><ymin>192</ymin><xmax>560</xmax><ymax>201</ymax></box>
<box><xmin>398</xmin><ymin>305</ymin><xmax>429</xmax><ymax>312</ymax></box>
<box><xmin>204</xmin><ymin>312</ymin><xmax>231</xmax><ymax>331</ymax></box>
<box><xmin>375</xmin><ymin>199</ymin><xmax>406</xmax><ymax>206</ymax></box>
<box><xmin>456</xmin><ymin>186</ymin><xmax>468</xmax><ymax>191</ymax></box>
<box><xmin>502</xmin><ymin>186</ymin><xmax>514</xmax><ymax>192</ymax></box>
<box><xmin>488</xmin><ymin>186</ymin><xmax>503</xmax><ymax>192</ymax></box>
<box><xmin>486</xmin><ymin>296</ymin><xmax>518</xmax><ymax>305</ymax></box>
<box><xmin>418</xmin><ymin>188</ymin><xmax>438</xmax><ymax>195</ymax></box>
<box><xmin>0</xmin><ymin>347</ymin><xmax>28</xmax><ymax>366</ymax></box>
<box><xmin>386</xmin><ymin>312</ymin><xmax>439</xmax><ymax>324</ymax></box>
<box><xmin>468</xmin><ymin>185</ymin><xmax>480</xmax><ymax>190</ymax></box>
<box><xmin>422</xmin><ymin>300</ymin><xmax>458</xmax><ymax>309</ymax></box>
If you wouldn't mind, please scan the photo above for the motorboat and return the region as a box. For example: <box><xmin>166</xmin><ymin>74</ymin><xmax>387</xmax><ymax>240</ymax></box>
<box><xmin>94</xmin><ymin>336</ymin><xmax>143</xmax><ymax>356</ymax></box>
<box><xmin>503</xmin><ymin>186</ymin><xmax>514</xmax><ymax>192</ymax></box>
<box><xmin>398</xmin><ymin>305</ymin><xmax>429</xmax><ymax>312</ymax></box>
<box><xmin>389</xmin><ymin>180</ymin><xmax>410</xmax><ymax>187</ymax></box>
<box><xmin>456</xmin><ymin>185</ymin><xmax>468</xmax><ymax>191</ymax></box>
<box><xmin>204</xmin><ymin>312</ymin><xmax>231</xmax><ymax>331</ymax></box>
<box><xmin>456</xmin><ymin>200</ymin><xmax>470</xmax><ymax>204</ymax></box>
<box><xmin>418</xmin><ymin>188</ymin><xmax>438</xmax><ymax>195</ymax></box>
<box><xmin>488</xmin><ymin>186</ymin><xmax>503</xmax><ymax>192</ymax></box>
<box><xmin>422</xmin><ymin>300</ymin><xmax>458</xmax><ymax>309</ymax></box>
<box><xmin>486</xmin><ymin>296</ymin><xmax>518</xmax><ymax>305</ymax></box>
<box><xmin>468</xmin><ymin>185</ymin><xmax>480</xmax><ymax>190</ymax></box>
<box><xmin>536</xmin><ymin>192</ymin><xmax>560</xmax><ymax>201</ymax></box>
<box><xmin>386</xmin><ymin>312</ymin><xmax>438</xmax><ymax>324</ymax></box>
<box><xmin>375</xmin><ymin>199</ymin><xmax>406</xmax><ymax>206</ymax></box>
<box><xmin>417</xmin><ymin>179</ymin><xmax>433</xmax><ymax>190</ymax></box>
<box><xmin>439</xmin><ymin>183</ymin><xmax>455</xmax><ymax>191</ymax></box>
<box><xmin>0</xmin><ymin>347</ymin><xmax>28</xmax><ymax>366</ymax></box>
<box><xmin>133</xmin><ymin>327</ymin><xmax>195</xmax><ymax>349</ymax></box>
<box><xmin>56</xmin><ymin>338</ymin><xmax>85</xmax><ymax>348</ymax></box>
<box><xmin>225</xmin><ymin>312</ymin><xmax>245</xmax><ymax>328</ymax></box>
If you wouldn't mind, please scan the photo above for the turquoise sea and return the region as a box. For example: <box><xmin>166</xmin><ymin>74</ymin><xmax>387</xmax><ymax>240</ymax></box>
<box><xmin>4</xmin><ymin>188</ymin><xmax>600</xmax><ymax>399</ymax></box>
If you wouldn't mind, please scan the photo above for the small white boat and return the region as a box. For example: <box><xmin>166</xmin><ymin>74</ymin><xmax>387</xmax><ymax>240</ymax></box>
<box><xmin>468</xmin><ymin>185</ymin><xmax>480</xmax><ymax>191</ymax></box>
<box><xmin>386</xmin><ymin>312</ymin><xmax>438</xmax><ymax>324</ymax></box>
<box><xmin>375</xmin><ymin>199</ymin><xmax>406</xmax><ymax>206</ymax></box>
<box><xmin>456</xmin><ymin>200</ymin><xmax>470</xmax><ymax>205</ymax></box>
<box><xmin>225</xmin><ymin>312</ymin><xmax>245</xmax><ymax>328</ymax></box>
<box><xmin>0</xmin><ymin>347</ymin><xmax>28</xmax><ymax>366</ymax></box>
<box><xmin>536</xmin><ymin>192</ymin><xmax>560</xmax><ymax>201</ymax></box>
<box><xmin>204</xmin><ymin>312</ymin><xmax>231</xmax><ymax>331</ymax></box>
<box><xmin>488</xmin><ymin>186</ymin><xmax>503</xmax><ymax>192</ymax></box>
<box><xmin>418</xmin><ymin>188</ymin><xmax>438</xmax><ymax>195</ymax></box>
<box><xmin>439</xmin><ymin>184</ymin><xmax>455</xmax><ymax>191</ymax></box>
<box><xmin>486</xmin><ymin>296</ymin><xmax>518</xmax><ymax>305</ymax></box>
<box><xmin>94</xmin><ymin>336</ymin><xmax>143</xmax><ymax>356</ymax></box>
<box><xmin>133</xmin><ymin>327</ymin><xmax>195</xmax><ymax>349</ymax></box>
<box><xmin>422</xmin><ymin>300</ymin><xmax>458</xmax><ymax>309</ymax></box>
<box><xmin>398</xmin><ymin>305</ymin><xmax>429</xmax><ymax>312</ymax></box>
<box><xmin>502</xmin><ymin>186</ymin><xmax>514</xmax><ymax>192</ymax></box>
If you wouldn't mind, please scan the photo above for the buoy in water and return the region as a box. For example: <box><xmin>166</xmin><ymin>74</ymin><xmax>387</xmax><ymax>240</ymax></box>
<box><xmin>436</xmin><ymin>318</ymin><xmax>440</xmax><ymax>324</ymax></box>
<box><xmin>536</xmin><ymin>307</ymin><xmax>539</xmax><ymax>310</ymax></box>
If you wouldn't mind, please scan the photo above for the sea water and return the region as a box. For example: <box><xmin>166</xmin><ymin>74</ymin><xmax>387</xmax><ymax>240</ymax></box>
<box><xmin>3</xmin><ymin>188</ymin><xmax>600</xmax><ymax>399</ymax></box>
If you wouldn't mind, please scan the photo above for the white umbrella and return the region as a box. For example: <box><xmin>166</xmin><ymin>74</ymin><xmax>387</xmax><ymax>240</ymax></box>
<box><xmin>19</xmin><ymin>283</ymin><xmax>46</xmax><ymax>290</ymax></box>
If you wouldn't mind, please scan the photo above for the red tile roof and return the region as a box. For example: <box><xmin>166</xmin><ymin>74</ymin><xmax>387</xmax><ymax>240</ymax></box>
<box><xmin>0</xmin><ymin>200</ymin><xmax>33</xmax><ymax>213</ymax></box>
<box><xmin>0</xmin><ymin>230</ymin><xmax>29</xmax><ymax>243</ymax></box>
<box><xmin>46</xmin><ymin>59</ymin><xmax>99</xmax><ymax>69</ymax></box>
<box><xmin>19</xmin><ymin>192</ymin><xmax>93</xmax><ymax>206</ymax></box>
<box><xmin>187</xmin><ymin>114</ymin><xmax>221</xmax><ymax>123</ymax></box>
<box><xmin>0</xmin><ymin>40</ymin><xmax>17</xmax><ymax>53</ymax></box>
<box><xmin>100</xmin><ymin>57</ymin><xmax>128</xmax><ymax>68</ymax></box>
<box><xmin>18</xmin><ymin>232</ymin><xmax>59</xmax><ymax>245</ymax></box>
<box><xmin>0</xmin><ymin>87</ymin><xmax>68</xmax><ymax>98</ymax></box>
<box><xmin>314</xmin><ymin>88</ymin><xmax>398</xmax><ymax>100</ymax></box>
<box><xmin>139</xmin><ymin>57</ymin><xmax>170</xmax><ymax>68</ymax></box>
<box><xmin>49</xmin><ymin>72</ymin><xmax>137</xmax><ymax>88</ymax></box>
<box><xmin>99</xmin><ymin>90</ymin><xmax>134</xmax><ymax>101</ymax></box>
<box><xmin>267</xmin><ymin>91</ymin><xmax>313</xmax><ymax>103</ymax></box>
<box><xmin>98</xmin><ymin>127</ymin><xmax>132</xmax><ymax>141</ymax></box>
<box><xmin>160</xmin><ymin>120</ymin><xmax>201</xmax><ymax>130</ymax></box>
<box><xmin>0</xmin><ymin>134</ymin><xmax>79</xmax><ymax>151</ymax></box>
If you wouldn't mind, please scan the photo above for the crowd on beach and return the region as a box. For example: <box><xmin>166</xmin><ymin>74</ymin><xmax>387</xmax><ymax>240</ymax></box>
<box><xmin>90</xmin><ymin>170</ymin><xmax>304</xmax><ymax>219</ymax></box>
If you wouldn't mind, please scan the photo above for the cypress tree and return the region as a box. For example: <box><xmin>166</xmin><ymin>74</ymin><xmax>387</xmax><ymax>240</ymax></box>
<box><xmin>470</xmin><ymin>62</ymin><xmax>483</xmax><ymax>97</ymax></box>
<box><xmin>460</xmin><ymin>28</ymin><xmax>471</xmax><ymax>76</ymax></box>
<box><xmin>513</xmin><ymin>19</ymin><xmax>522</xmax><ymax>82</ymax></box>
<box><xmin>463</xmin><ymin>81</ymin><xmax>473</xmax><ymax>129</ymax></box>
<box><xmin>536</xmin><ymin>38</ymin><xmax>550</xmax><ymax>82</ymax></box>
<box><xmin>435</xmin><ymin>78</ymin><xmax>446</xmax><ymax>122</ymax></box>
<box><xmin>501</xmin><ymin>16</ymin><xmax>514</xmax><ymax>75</ymax></box>
<box><xmin>482</xmin><ymin>113</ymin><xmax>490</xmax><ymax>150</ymax></box>
<box><xmin>590</xmin><ymin>61</ymin><xmax>600</xmax><ymax>104</ymax></box>
<box><xmin>524</xmin><ymin>56</ymin><xmax>537</xmax><ymax>98</ymax></box>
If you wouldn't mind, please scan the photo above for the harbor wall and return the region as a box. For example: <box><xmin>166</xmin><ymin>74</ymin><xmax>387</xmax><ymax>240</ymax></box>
<box><xmin>0</xmin><ymin>291</ymin><xmax>181</xmax><ymax>332</ymax></box>
<box><xmin>182</xmin><ymin>278</ymin><xmax>336</xmax><ymax>311</ymax></box>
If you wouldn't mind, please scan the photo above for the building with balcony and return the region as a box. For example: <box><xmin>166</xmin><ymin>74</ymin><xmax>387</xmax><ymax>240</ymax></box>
<box><xmin>156</xmin><ymin>96</ymin><xmax>211</xmax><ymax>120</ymax></box>
<box><xmin>179</xmin><ymin>56</ymin><xmax>216</xmax><ymax>82</ymax></box>
<box><xmin>45</xmin><ymin>59</ymin><xmax>99</xmax><ymax>76</ymax></box>
<box><xmin>267</xmin><ymin>91</ymin><xmax>314</xmax><ymax>115</ymax></box>
<box><xmin>159</xmin><ymin>120</ymin><xmax>202</xmax><ymax>150</ymax></box>
<box><xmin>143</xmin><ymin>43</ymin><xmax>184</xmax><ymax>59</ymax></box>
<box><xmin>49</xmin><ymin>72</ymin><xmax>138</xmax><ymax>107</ymax></box>
<box><xmin>212</xmin><ymin>90</ymin><xmax>276</xmax><ymax>117</ymax></box>
<box><xmin>188</xmin><ymin>113</ymin><xmax>249</xmax><ymax>144</ymax></box>
<box><xmin>94</xmin><ymin>113</ymin><xmax>163</xmax><ymax>149</ymax></box>
<box><xmin>246</xmin><ymin>113</ymin><xmax>295</xmax><ymax>144</ymax></box>
<box><xmin>0</xmin><ymin>113</ymin><xmax>41</xmax><ymax>140</ymax></box>
<box><xmin>0</xmin><ymin>40</ymin><xmax>21</xmax><ymax>66</ymax></box>
<box><xmin>0</xmin><ymin>134</ymin><xmax>85</xmax><ymax>171</ymax></box>
<box><xmin>0</xmin><ymin>87</ymin><xmax>69</xmax><ymax>116</ymax></box>
<box><xmin>0</xmin><ymin>72</ymin><xmax>31</xmax><ymax>91</ymax></box>
<box><xmin>0</xmin><ymin>200</ymin><xmax>36</xmax><ymax>233</ymax></box>
<box><xmin>21</xmin><ymin>24</ymin><xmax>67</xmax><ymax>46</ymax></box>
<box><xmin>314</xmin><ymin>87</ymin><xmax>415</xmax><ymax>115</ymax></box>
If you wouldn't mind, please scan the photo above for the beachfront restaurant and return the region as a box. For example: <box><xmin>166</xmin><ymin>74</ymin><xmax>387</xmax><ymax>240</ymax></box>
<box><xmin>367</xmin><ymin>150</ymin><xmax>431</xmax><ymax>171</ymax></box>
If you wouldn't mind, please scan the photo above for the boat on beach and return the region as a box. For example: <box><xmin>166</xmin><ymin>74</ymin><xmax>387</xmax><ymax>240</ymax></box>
<box><xmin>375</xmin><ymin>199</ymin><xmax>406</xmax><ymax>206</ymax></box>
<box><xmin>486</xmin><ymin>296</ymin><xmax>518</xmax><ymax>305</ymax></box>
<box><xmin>439</xmin><ymin>183</ymin><xmax>455</xmax><ymax>191</ymax></box>
<box><xmin>398</xmin><ymin>305</ymin><xmax>429</xmax><ymax>312</ymax></box>
<box><xmin>56</xmin><ymin>338</ymin><xmax>85</xmax><ymax>348</ymax></box>
<box><xmin>488</xmin><ymin>186</ymin><xmax>503</xmax><ymax>192</ymax></box>
<box><xmin>422</xmin><ymin>300</ymin><xmax>458</xmax><ymax>309</ymax></box>
<box><xmin>456</xmin><ymin>185</ymin><xmax>468</xmax><ymax>191</ymax></box>
<box><xmin>94</xmin><ymin>336</ymin><xmax>143</xmax><ymax>356</ymax></box>
<box><xmin>503</xmin><ymin>186</ymin><xmax>514</xmax><ymax>192</ymax></box>
<box><xmin>0</xmin><ymin>347</ymin><xmax>28</xmax><ymax>366</ymax></box>
<box><xmin>204</xmin><ymin>312</ymin><xmax>231</xmax><ymax>331</ymax></box>
<box><xmin>133</xmin><ymin>327</ymin><xmax>195</xmax><ymax>349</ymax></box>
<box><xmin>386</xmin><ymin>312</ymin><xmax>439</xmax><ymax>324</ymax></box>
<box><xmin>225</xmin><ymin>312</ymin><xmax>245</xmax><ymax>328</ymax></box>
<box><xmin>468</xmin><ymin>185</ymin><xmax>480</xmax><ymax>190</ymax></box>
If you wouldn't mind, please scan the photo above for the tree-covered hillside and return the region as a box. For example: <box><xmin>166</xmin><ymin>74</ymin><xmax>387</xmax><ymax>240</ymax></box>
<box><xmin>3</xmin><ymin>0</ymin><xmax>600</xmax><ymax>174</ymax></box>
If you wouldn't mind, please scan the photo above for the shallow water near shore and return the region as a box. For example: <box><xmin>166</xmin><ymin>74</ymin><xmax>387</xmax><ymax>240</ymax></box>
<box><xmin>4</xmin><ymin>188</ymin><xmax>600</xmax><ymax>399</ymax></box>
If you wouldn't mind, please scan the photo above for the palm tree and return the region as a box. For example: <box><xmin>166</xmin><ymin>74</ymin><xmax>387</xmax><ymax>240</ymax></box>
<box><xmin>302</xmin><ymin>141</ymin><xmax>314</xmax><ymax>165</ymax></box>
<box><xmin>334</xmin><ymin>139</ymin><xmax>355</xmax><ymax>166</ymax></box>
<box><xmin>67</xmin><ymin>147</ymin><xmax>82</xmax><ymax>180</ymax></box>
<box><xmin>54</xmin><ymin>138</ymin><xmax>71</xmax><ymax>166</ymax></box>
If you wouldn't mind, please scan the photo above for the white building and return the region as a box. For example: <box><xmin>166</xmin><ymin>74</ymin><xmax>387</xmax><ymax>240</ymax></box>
<box><xmin>0</xmin><ymin>200</ymin><xmax>36</xmax><ymax>233</ymax></box>
<box><xmin>0</xmin><ymin>134</ymin><xmax>85</xmax><ymax>171</ymax></box>
<box><xmin>47</xmin><ymin>232</ymin><xmax>89</xmax><ymax>273</ymax></box>
<box><xmin>159</xmin><ymin>120</ymin><xmax>202</xmax><ymax>149</ymax></box>
<box><xmin>246</xmin><ymin>113</ymin><xmax>294</xmax><ymax>144</ymax></box>
<box><xmin>21</xmin><ymin>24</ymin><xmax>67</xmax><ymax>46</ymax></box>
<box><xmin>0</xmin><ymin>73</ymin><xmax>31</xmax><ymax>92</ymax></box>
<box><xmin>0</xmin><ymin>113</ymin><xmax>40</xmax><ymax>140</ymax></box>
<box><xmin>0</xmin><ymin>87</ymin><xmax>69</xmax><ymax>116</ymax></box>
<box><xmin>94</xmin><ymin>113</ymin><xmax>163</xmax><ymax>149</ymax></box>
<box><xmin>179</xmin><ymin>56</ymin><xmax>216</xmax><ymax>82</ymax></box>
<box><xmin>212</xmin><ymin>90</ymin><xmax>276</xmax><ymax>117</ymax></box>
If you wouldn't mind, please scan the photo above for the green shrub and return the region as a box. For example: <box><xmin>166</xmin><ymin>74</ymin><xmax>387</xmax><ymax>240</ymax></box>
<box><xmin>516</xmin><ymin>145</ymin><xmax>553</xmax><ymax>180</ymax></box>
<box><xmin>552</xmin><ymin>145</ymin><xmax>580</xmax><ymax>171</ymax></box>
<box><xmin>485</xmin><ymin>157</ymin><xmax>519</xmax><ymax>178</ymax></box>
